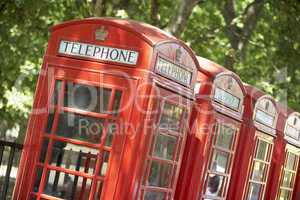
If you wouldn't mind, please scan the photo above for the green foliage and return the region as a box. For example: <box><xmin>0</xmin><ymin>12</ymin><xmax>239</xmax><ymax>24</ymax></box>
<box><xmin>0</xmin><ymin>0</ymin><xmax>299</xmax><ymax>142</ymax></box>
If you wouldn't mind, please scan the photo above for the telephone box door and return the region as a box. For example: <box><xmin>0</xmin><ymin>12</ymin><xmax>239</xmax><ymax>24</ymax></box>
<box><xmin>139</xmin><ymin>86</ymin><xmax>191</xmax><ymax>199</ymax></box>
<box><xmin>31</xmin><ymin>66</ymin><xmax>135</xmax><ymax>200</ymax></box>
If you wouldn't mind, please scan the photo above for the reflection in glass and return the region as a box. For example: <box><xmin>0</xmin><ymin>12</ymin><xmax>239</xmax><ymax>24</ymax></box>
<box><xmin>247</xmin><ymin>183</ymin><xmax>261</xmax><ymax>200</ymax></box>
<box><xmin>112</xmin><ymin>90</ymin><xmax>122</xmax><ymax>116</ymax></box>
<box><xmin>33</xmin><ymin>167</ymin><xmax>43</xmax><ymax>192</ymax></box>
<box><xmin>105</xmin><ymin>121</ymin><xmax>117</xmax><ymax>147</ymax></box>
<box><xmin>216</xmin><ymin>126</ymin><xmax>234</xmax><ymax>150</ymax></box>
<box><xmin>64</xmin><ymin>82</ymin><xmax>112</xmax><ymax>113</ymax></box>
<box><xmin>286</xmin><ymin>153</ymin><xmax>296</xmax><ymax>170</ymax></box>
<box><xmin>50</xmin><ymin>141</ymin><xmax>98</xmax><ymax>175</ymax></box>
<box><xmin>94</xmin><ymin>181</ymin><xmax>103</xmax><ymax>200</ymax></box>
<box><xmin>154</xmin><ymin>134</ymin><xmax>177</xmax><ymax>160</ymax></box>
<box><xmin>159</xmin><ymin>103</ymin><xmax>183</xmax><ymax>131</ymax></box>
<box><xmin>52</xmin><ymin>80</ymin><xmax>62</xmax><ymax>105</ymax></box>
<box><xmin>205</xmin><ymin>174</ymin><xmax>224</xmax><ymax>197</ymax></box>
<box><xmin>45</xmin><ymin>113</ymin><xmax>55</xmax><ymax>134</ymax></box>
<box><xmin>39</xmin><ymin>139</ymin><xmax>49</xmax><ymax>163</ymax></box>
<box><xmin>56</xmin><ymin>112</ymin><xmax>104</xmax><ymax>143</ymax></box>
<box><xmin>256</xmin><ymin>140</ymin><xmax>269</xmax><ymax>161</ymax></box>
<box><xmin>251</xmin><ymin>161</ymin><xmax>266</xmax><ymax>182</ymax></box>
<box><xmin>144</xmin><ymin>191</ymin><xmax>166</xmax><ymax>200</ymax></box>
<box><xmin>99</xmin><ymin>151</ymin><xmax>110</xmax><ymax>176</ymax></box>
<box><xmin>148</xmin><ymin>161</ymin><xmax>172</xmax><ymax>188</ymax></box>
<box><xmin>211</xmin><ymin>151</ymin><xmax>229</xmax><ymax>173</ymax></box>
<box><xmin>43</xmin><ymin>170</ymin><xmax>92</xmax><ymax>200</ymax></box>
<box><xmin>282</xmin><ymin>171</ymin><xmax>294</xmax><ymax>188</ymax></box>
<box><xmin>279</xmin><ymin>189</ymin><xmax>290</xmax><ymax>200</ymax></box>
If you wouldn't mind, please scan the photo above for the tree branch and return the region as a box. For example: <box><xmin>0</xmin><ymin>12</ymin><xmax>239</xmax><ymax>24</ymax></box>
<box><xmin>150</xmin><ymin>0</ymin><xmax>160</xmax><ymax>26</ymax></box>
<box><xmin>221</xmin><ymin>0</ymin><xmax>265</xmax><ymax>70</ymax></box>
<box><xmin>239</xmin><ymin>0</ymin><xmax>265</xmax><ymax>52</ymax></box>
<box><xmin>166</xmin><ymin>0</ymin><xmax>201</xmax><ymax>37</ymax></box>
<box><xmin>221</xmin><ymin>0</ymin><xmax>240</xmax><ymax>50</ymax></box>
<box><xmin>92</xmin><ymin>0</ymin><xmax>106</xmax><ymax>17</ymax></box>
<box><xmin>0</xmin><ymin>0</ymin><xmax>9</xmax><ymax>13</ymax></box>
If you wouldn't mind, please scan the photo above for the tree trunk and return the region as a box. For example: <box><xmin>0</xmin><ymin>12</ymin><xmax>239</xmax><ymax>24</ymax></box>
<box><xmin>92</xmin><ymin>0</ymin><xmax>106</xmax><ymax>17</ymax></box>
<box><xmin>222</xmin><ymin>0</ymin><xmax>265</xmax><ymax>70</ymax></box>
<box><xmin>166</xmin><ymin>0</ymin><xmax>201</xmax><ymax>37</ymax></box>
<box><xmin>150</xmin><ymin>0</ymin><xmax>160</xmax><ymax>26</ymax></box>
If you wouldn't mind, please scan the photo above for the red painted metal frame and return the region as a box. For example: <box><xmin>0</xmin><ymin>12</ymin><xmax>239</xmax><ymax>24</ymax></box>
<box><xmin>227</xmin><ymin>85</ymin><xmax>280</xmax><ymax>200</ymax></box>
<box><xmin>268</xmin><ymin>108</ymin><xmax>300</xmax><ymax>200</ymax></box>
<box><xmin>175</xmin><ymin>57</ymin><xmax>246</xmax><ymax>200</ymax></box>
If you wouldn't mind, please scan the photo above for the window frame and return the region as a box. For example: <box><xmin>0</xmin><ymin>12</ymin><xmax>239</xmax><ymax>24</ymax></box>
<box><xmin>31</xmin><ymin>68</ymin><xmax>128</xmax><ymax>200</ymax></box>
<box><xmin>276</xmin><ymin>144</ymin><xmax>300</xmax><ymax>200</ymax></box>
<box><xmin>140</xmin><ymin>87</ymin><xmax>191</xmax><ymax>199</ymax></box>
<box><xmin>245</xmin><ymin>132</ymin><xmax>274</xmax><ymax>200</ymax></box>
<box><xmin>201</xmin><ymin>123</ymin><xmax>239</xmax><ymax>200</ymax></box>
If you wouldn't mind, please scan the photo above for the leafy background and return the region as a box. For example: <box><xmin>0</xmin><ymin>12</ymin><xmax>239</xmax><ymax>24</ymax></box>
<box><xmin>0</xmin><ymin>0</ymin><xmax>299</xmax><ymax>142</ymax></box>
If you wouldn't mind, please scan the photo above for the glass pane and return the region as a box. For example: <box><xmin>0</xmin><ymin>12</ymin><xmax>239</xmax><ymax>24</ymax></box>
<box><xmin>30</xmin><ymin>194</ymin><xmax>37</xmax><ymax>200</ymax></box>
<box><xmin>100</xmin><ymin>88</ymin><xmax>112</xmax><ymax>113</ymax></box>
<box><xmin>94</xmin><ymin>181</ymin><xmax>103</xmax><ymax>200</ymax></box>
<box><xmin>279</xmin><ymin>189</ymin><xmax>290</xmax><ymax>200</ymax></box>
<box><xmin>45</xmin><ymin>112</ymin><xmax>55</xmax><ymax>134</ymax></box>
<box><xmin>112</xmin><ymin>90</ymin><xmax>122</xmax><ymax>116</ymax></box>
<box><xmin>39</xmin><ymin>139</ymin><xmax>49</xmax><ymax>163</ymax></box>
<box><xmin>43</xmin><ymin>170</ymin><xmax>92</xmax><ymax>200</ymax></box>
<box><xmin>147</xmin><ymin>161</ymin><xmax>173</xmax><ymax>188</ymax></box>
<box><xmin>159</xmin><ymin>102</ymin><xmax>183</xmax><ymax>132</ymax></box>
<box><xmin>205</xmin><ymin>174</ymin><xmax>225</xmax><ymax>197</ymax></box>
<box><xmin>282</xmin><ymin>171</ymin><xmax>294</xmax><ymax>188</ymax></box>
<box><xmin>52</xmin><ymin>80</ymin><xmax>62</xmax><ymax>105</ymax></box>
<box><xmin>286</xmin><ymin>153</ymin><xmax>297</xmax><ymax>170</ymax></box>
<box><xmin>256</xmin><ymin>140</ymin><xmax>269</xmax><ymax>161</ymax></box>
<box><xmin>33</xmin><ymin>168</ymin><xmax>43</xmax><ymax>192</ymax></box>
<box><xmin>251</xmin><ymin>161</ymin><xmax>266</xmax><ymax>182</ymax></box>
<box><xmin>153</xmin><ymin>134</ymin><xmax>177</xmax><ymax>160</ymax></box>
<box><xmin>144</xmin><ymin>191</ymin><xmax>166</xmax><ymax>200</ymax></box>
<box><xmin>64</xmin><ymin>82</ymin><xmax>111</xmax><ymax>113</ymax></box>
<box><xmin>50</xmin><ymin>141</ymin><xmax>98</xmax><ymax>175</ymax></box>
<box><xmin>99</xmin><ymin>151</ymin><xmax>110</xmax><ymax>176</ymax></box>
<box><xmin>216</xmin><ymin>125</ymin><xmax>235</xmax><ymax>150</ymax></box>
<box><xmin>56</xmin><ymin>112</ymin><xmax>104</xmax><ymax>143</ymax></box>
<box><xmin>105</xmin><ymin>121</ymin><xmax>117</xmax><ymax>147</ymax></box>
<box><xmin>211</xmin><ymin>150</ymin><xmax>229</xmax><ymax>173</ymax></box>
<box><xmin>247</xmin><ymin>183</ymin><xmax>262</xmax><ymax>200</ymax></box>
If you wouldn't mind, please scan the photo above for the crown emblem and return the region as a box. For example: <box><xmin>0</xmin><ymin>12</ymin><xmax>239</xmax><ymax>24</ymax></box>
<box><xmin>95</xmin><ymin>26</ymin><xmax>108</xmax><ymax>41</ymax></box>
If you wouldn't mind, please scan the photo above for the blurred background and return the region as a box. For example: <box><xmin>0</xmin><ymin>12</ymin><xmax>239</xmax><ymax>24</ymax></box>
<box><xmin>0</xmin><ymin>0</ymin><xmax>299</xmax><ymax>151</ymax></box>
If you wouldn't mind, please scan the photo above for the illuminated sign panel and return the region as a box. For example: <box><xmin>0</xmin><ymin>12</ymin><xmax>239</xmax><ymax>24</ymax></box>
<box><xmin>286</xmin><ymin>125</ymin><xmax>300</xmax><ymax>140</ymax></box>
<box><xmin>255</xmin><ymin>109</ymin><xmax>274</xmax><ymax>127</ymax></box>
<box><xmin>58</xmin><ymin>40</ymin><xmax>139</xmax><ymax>65</ymax></box>
<box><xmin>214</xmin><ymin>87</ymin><xmax>240</xmax><ymax>110</ymax></box>
<box><xmin>155</xmin><ymin>57</ymin><xmax>192</xmax><ymax>87</ymax></box>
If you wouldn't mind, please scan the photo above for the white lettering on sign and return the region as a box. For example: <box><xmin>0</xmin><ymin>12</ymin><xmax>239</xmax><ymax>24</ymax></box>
<box><xmin>58</xmin><ymin>40</ymin><xmax>139</xmax><ymax>65</ymax></box>
<box><xmin>214</xmin><ymin>87</ymin><xmax>240</xmax><ymax>110</ymax></box>
<box><xmin>255</xmin><ymin>109</ymin><xmax>274</xmax><ymax>127</ymax></box>
<box><xmin>155</xmin><ymin>57</ymin><xmax>192</xmax><ymax>86</ymax></box>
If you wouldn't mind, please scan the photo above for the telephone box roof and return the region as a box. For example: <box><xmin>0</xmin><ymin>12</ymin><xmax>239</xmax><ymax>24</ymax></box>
<box><xmin>196</xmin><ymin>56</ymin><xmax>246</xmax><ymax>94</ymax></box>
<box><xmin>50</xmin><ymin>17</ymin><xmax>177</xmax><ymax>46</ymax></box>
<box><xmin>244</xmin><ymin>84</ymin><xmax>275</xmax><ymax>102</ymax></box>
<box><xmin>196</xmin><ymin>56</ymin><xmax>227</xmax><ymax>76</ymax></box>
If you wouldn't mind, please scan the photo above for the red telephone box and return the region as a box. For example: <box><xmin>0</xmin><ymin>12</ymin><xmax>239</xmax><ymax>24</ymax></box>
<box><xmin>175</xmin><ymin>57</ymin><xmax>246</xmax><ymax>200</ymax></box>
<box><xmin>228</xmin><ymin>85</ymin><xmax>279</xmax><ymax>200</ymax></box>
<box><xmin>13</xmin><ymin>18</ymin><xmax>199</xmax><ymax>200</ymax></box>
<box><xmin>272</xmin><ymin>112</ymin><xmax>300</xmax><ymax>200</ymax></box>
